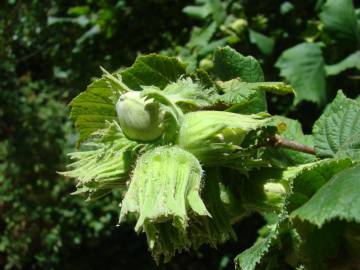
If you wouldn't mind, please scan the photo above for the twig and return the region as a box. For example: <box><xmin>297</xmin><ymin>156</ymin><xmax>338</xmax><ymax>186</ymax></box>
<box><xmin>268</xmin><ymin>134</ymin><xmax>316</xmax><ymax>155</ymax></box>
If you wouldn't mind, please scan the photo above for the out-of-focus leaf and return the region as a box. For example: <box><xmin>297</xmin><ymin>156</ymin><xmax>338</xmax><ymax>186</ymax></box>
<box><xmin>187</xmin><ymin>22</ymin><xmax>217</xmax><ymax>49</ymax></box>
<box><xmin>276</xmin><ymin>42</ymin><xmax>326</xmax><ymax>105</ymax></box>
<box><xmin>183</xmin><ymin>5</ymin><xmax>211</xmax><ymax>20</ymax></box>
<box><xmin>280</xmin><ymin>2</ymin><xmax>294</xmax><ymax>14</ymax></box>
<box><xmin>47</xmin><ymin>16</ymin><xmax>90</xmax><ymax>27</ymax></box>
<box><xmin>208</xmin><ymin>0</ymin><xmax>226</xmax><ymax>24</ymax></box>
<box><xmin>313</xmin><ymin>91</ymin><xmax>360</xmax><ymax>160</ymax></box>
<box><xmin>325</xmin><ymin>51</ymin><xmax>360</xmax><ymax>76</ymax></box>
<box><xmin>67</xmin><ymin>6</ymin><xmax>90</xmax><ymax>16</ymax></box>
<box><xmin>75</xmin><ymin>25</ymin><xmax>101</xmax><ymax>46</ymax></box>
<box><xmin>249</xmin><ymin>29</ymin><xmax>275</xmax><ymax>55</ymax></box>
<box><xmin>183</xmin><ymin>0</ymin><xmax>225</xmax><ymax>24</ymax></box>
<box><xmin>319</xmin><ymin>0</ymin><xmax>359</xmax><ymax>44</ymax></box>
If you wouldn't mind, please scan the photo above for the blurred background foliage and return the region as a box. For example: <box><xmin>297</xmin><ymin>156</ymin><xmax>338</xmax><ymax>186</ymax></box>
<box><xmin>0</xmin><ymin>0</ymin><xmax>359</xmax><ymax>269</ymax></box>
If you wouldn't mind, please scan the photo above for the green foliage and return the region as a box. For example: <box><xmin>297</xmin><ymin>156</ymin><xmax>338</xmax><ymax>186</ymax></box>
<box><xmin>248</xmin><ymin>29</ymin><xmax>275</xmax><ymax>56</ymax></box>
<box><xmin>176</xmin><ymin>0</ymin><xmax>360</xmax><ymax>109</ymax></box>
<box><xmin>313</xmin><ymin>91</ymin><xmax>360</xmax><ymax>160</ymax></box>
<box><xmin>292</xmin><ymin>163</ymin><xmax>360</xmax><ymax>226</ymax></box>
<box><xmin>319</xmin><ymin>0</ymin><xmax>359</xmax><ymax>44</ymax></box>
<box><xmin>3</xmin><ymin>0</ymin><xmax>360</xmax><ymax>269</ymax></box>
<box><xmin>65</xmin><ymin>47</ymin><xmax>360</xmax><ymax>270</ymax></box>
<box><xmin>264</xmin><ymin>116</ymin><xmax>316</xmax><ymax>167</ymax></box>
<box><xmin>234</xmin><ymin>221</ymin><xmax>280</xmax><ymax>270</ymax></box>
<box><xmin>276</xmin><ymin>43</ymin><xmax>326</xmax><ymax>105</ymax></box>
<box><xmin>0</xmin><ymin>1</ymin><xmax>194</xmax><ymax>269</ymax></box>
<box><xmin>213</xmin><ymin>47</ymin><xmax>264</xmax><ymax>82</ymax></box>
<box><xmin>69</xmin><ymin>78</ymin><xmax>117</xmax><ymax>145</ymax></box>
<box><xmin>325</xmin><ymin>51</ymin><xmax>360</xmax><ymax>76</ymax></box>
<box><xmin>120</xmin><ymin>54</ymin><xmax>187</xmax><ymax>90</ymax></box>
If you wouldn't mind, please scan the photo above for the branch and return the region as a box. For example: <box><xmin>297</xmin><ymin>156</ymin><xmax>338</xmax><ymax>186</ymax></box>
<box><xmin>268</xmin><ymin>134</ymin><xmax>316</xmax><ymax>155</ymax></box>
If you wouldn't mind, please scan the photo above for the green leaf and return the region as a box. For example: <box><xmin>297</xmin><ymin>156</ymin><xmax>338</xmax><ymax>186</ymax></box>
<box><xmin>276</xmin><ymin>43</ymin><xmax>326</xmax><ymax>105</ymax></box>
<box><xmin>264</xmin><ymin>116</ymin><xmax>316</xmax><ymax>167</ymax></box>
<box><xmin>319</xmin><ymin>0</ymin><xmax>359</xmax><ymax>44</ymax></box>
<box><xmin>216</xmin><ymin>79</ymin><xmax>267</xmax><ymax>114</ymax></box>
<box><xmin>292</xmin><ymin>163</ymin><xmax>360</xmax><ymax>227</ymax></box>
<box><xmin>70</xmin><ymin>77</ymin><xmax>117</xmax><ymax>145</ymax></box>
<box><xmin>120</xmin><ymin>54</ymin><xmax>187</xmax><ymax>90</ymax></box>
<box><xmin>293</xmin><ymin>221</ymin><xmax>344</xmax><ymax>269</ymax></box>
<box><xmin>288</xmin><ymin>158</ymin><xmax>354</xmax><ymax>211</ymax></box>
<box><xmin>325</xmin><ymin>51</ymin><xmax>360</xmax><ymax>76</ymax></box>
<box><xmin>162</xmin><ymin>78</ymin><xmax>216</xmax><ymax>110</ymax></box>
<box><xmin>313</xmin><ymin>91</ymin><xmax>360</xmax><ymax>160</ymax></box>
<box><xmin>241</xmin><ymin>158</ymin><xmax>352</xmax><ymax>213</ymax></box>
<box><xmin>214</xmin><ymin>46</ymin><xmax>265</xmax><ymax>82</ymax></box>
<box><xmin>235</xmin><ymin>222</ymin><xmax>280</xmax><ymax>270</ymax></box>
<box><xmin>249</xmin><ymin>29</ymin><xmax>275</xmax><ymax>55</ymax></box>
<box><xmin>280</xmin><ymin>2</ymin><xmax>294</xmax><ymax>14</ymax></box>
<box><xmin>208</xmin><ymin>0</ymin><xmax>226</xmax><ymax>24</ymax></box>
<box><xmin>187</xmin><ymin>22</ymin><xmax>217</xmax><ymax>49</ymax></box>
<box><xmin>229</xmin><ymin>159</ymin><xmax>351</xmax><ymax>269</ymax></box>
<box><xmin>215</xmin><ymin>80</ymin><xmax>293</xmax><ymax>114</ymax></box>
<box><xmin>213</xmin><ymin>47</ymin><xmax>267</xmax><ymax>113</ymax></box>
<box><xmin>183</xmin><ymin>5</ymin><xmax>211</xmax><ymax>20</ymax></box>
<box><xmin>183</xmin><ymin>0</ymin><xmax>225</xmax><ymax>24</ymax></box>
<box><xmin>243</xmin><ymin>82</ymin><xmax>295</xmax><ymax>96</ymax></box>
